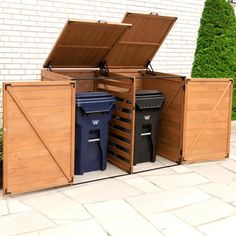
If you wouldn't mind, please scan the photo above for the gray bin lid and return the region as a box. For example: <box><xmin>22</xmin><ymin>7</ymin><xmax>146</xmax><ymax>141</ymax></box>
<box><xmin>135</xmin><ymin>90</ymin><xmax>165</xmax><ymax>109</ymax></box>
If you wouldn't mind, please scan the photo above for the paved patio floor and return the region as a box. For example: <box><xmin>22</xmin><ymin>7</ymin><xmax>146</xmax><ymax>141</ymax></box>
<box><xmin>1</xmin><ymin>124</ymin><xmax>236</xmax><ymax>236</ymax></box>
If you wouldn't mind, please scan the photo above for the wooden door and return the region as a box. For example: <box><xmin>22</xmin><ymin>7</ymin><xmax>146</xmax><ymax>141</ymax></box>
<box><xmin>182</xmin><ymin>79</ymin><xmax>233</xmax><ymax>163</ymax></box>
<box><xmin>3</xmin><ymin>81</ymin><xmax>75</xmax><ymax>194</ymax></box>
<box><xmin>142</xmin><ymin>74</ymin><xmax>185</xmax><ymax>162</ymax></box>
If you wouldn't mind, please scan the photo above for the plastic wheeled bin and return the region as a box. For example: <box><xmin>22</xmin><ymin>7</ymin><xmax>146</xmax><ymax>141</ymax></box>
<box><xmin>75</xmin><ymin>92</ymin><xmax>116</xmax><ymax>175</ymax></box>
<box><xmin>134</xmin><ymin>90</ymin><xmax>165</xmax><ymax>165</ymax></box>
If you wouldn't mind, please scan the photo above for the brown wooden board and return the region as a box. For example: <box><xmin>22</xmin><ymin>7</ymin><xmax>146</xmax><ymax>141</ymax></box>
<box><xmin>96</xmin><ymin>78</ymin><xmax>135</xmax><ymax>173</ymax></box>
<box><xmin>141</xmin><ymin>73</ymin><xmax>185</xmax><ymax>163</ymax></box>
<box><xmin>43</xmin><ymin>20</ymin><xmax>131</xmax><ymax>69</ymax></box>
<box><xmin>41</xmin><ymin>69</ymin><xmax>96</xmax><ymax>93</ymax></box>
<box><xmin>182</xmin><ymin>79</ymin><xmax>233</xmax><ymax>163</ymax></box>
<box><xmin>107</xmin><ymin>13</ymin><xmax>177</xmax><ymax>69</ymax></box>
<box><xmin>3</xmin><ymin>81</ymin><xmax>75</xmax><ymax>194</ymax></box>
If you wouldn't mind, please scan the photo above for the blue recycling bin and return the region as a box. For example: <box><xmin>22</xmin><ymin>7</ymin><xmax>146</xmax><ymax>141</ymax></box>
<box><xmin>75</xmin><ymin>92</ymin><xmax>116</xmax><ymax>175</ymax></box>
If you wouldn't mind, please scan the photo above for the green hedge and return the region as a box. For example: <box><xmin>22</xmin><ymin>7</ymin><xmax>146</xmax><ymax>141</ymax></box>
<box><xmin>191</xmin><ymin>0</ymin><xmax>236</xmax><ymax>119</ymax></box>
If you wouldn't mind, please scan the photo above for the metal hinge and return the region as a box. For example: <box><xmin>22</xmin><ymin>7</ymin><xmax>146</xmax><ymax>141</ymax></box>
<box><xmin>98</xmin><ymin>60</ymin><xmax>109</xmax><ymax>76</ymax></box>
<box><xmin>97</xmin><ymin>20</ymin><xmax>107</xmax><ymax>23</ymax></box>
<box><xmin>145</xmin><ymin>60</ymin><xmax>155</xmax><ymax>74</ymax></box>
<box><xmin>4</xmin><ymin>188</ymin><xmax>11</xmax><ymax>195</ymax></box>
<box><xmin>179</xmin><ymin>149</ymin><xmax>185</xmax><ymax>164</ymax></box>
<box><xmin>45</xmin><ymin>61</ymin><xmax>52</xmax><ymax>71</ymax></box>
<box><xmin>150</xmin><ymin>12</ymin><xmax>158</xmax><ymax>15</ymax></box>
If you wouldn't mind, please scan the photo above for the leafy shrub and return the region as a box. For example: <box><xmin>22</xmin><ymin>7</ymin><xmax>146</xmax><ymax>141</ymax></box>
<box><xmin>191</xmin><ymin>0</ymin><xmax>236</xmax><ymax>119</ymax></box>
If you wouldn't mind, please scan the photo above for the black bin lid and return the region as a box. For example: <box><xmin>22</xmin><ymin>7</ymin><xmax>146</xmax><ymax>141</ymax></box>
<box><xmin>135</xmin><ymin>90</ymin><xmax>165</xmax><ymax>109</ymax></box>
<box><xmin>136</xmin><ymin>90</ymin><xmax>163</xmax><ymax>97</ymax></box>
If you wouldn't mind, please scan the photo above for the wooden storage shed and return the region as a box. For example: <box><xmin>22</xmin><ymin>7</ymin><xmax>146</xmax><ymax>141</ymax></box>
<box><xmin>42</xmin><ymin>12</ymin><xmax>233</xmax><ymax>168</ymax></box>
<box><xmin>2</xmin><ymin>12</ymin><xmax>233</xmax><ymax>195</ymax></box>
<box><xmin>41</xmin><ymin>13</ymin><xmax>180</xmax><ymax>174</ymax></box>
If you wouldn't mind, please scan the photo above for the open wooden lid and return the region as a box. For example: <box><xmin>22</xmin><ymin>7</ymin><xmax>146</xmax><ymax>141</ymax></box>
<box><xmin>106</xmin><ymin>12</ymin><xmax>177</xmax><ymax>69</ymax></box>
<box><xmin>43</xmin><ymin>20</ymin><xmax>131</xmax><ymax>68</ymax></box>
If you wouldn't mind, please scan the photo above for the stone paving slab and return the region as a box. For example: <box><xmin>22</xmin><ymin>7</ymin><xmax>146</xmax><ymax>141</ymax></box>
<box><xmin>144</xmin><ymin>172</ymin><xmax>209</xmax><ymax>190</ymax></box>
<box><xmin>0</xmin><ymin>211</ymin><xmax>55</xmax><ymax>236</ymax></box>
<box><xmin>117</xmin><ymin>176</ymin><xmax>163</xmax><ymax>193</ymax></box>
<box><xmin>198</xmin><ymin>215</ymin><xmax>236</xmax><ymax>236</ymax></box>
<box><xmin>198</xmin><ymin>182</ymin><xmax>236</xmax><ymax>203</ymax></box>
<box><xmin>188</xmin><ymin>163</ymin><xmax>236</xmax><ymax>184</ymax></box>
<box><xmin>62</xmin><ymin>179</ymin><xmax>142</xmax><ymax>204</ymax></box>
<box><xmin>19</xmin><ymin>220</ymin><xmax>108</xmax><ymax>236</ymax></box>
<box><xmin>21</xmin><ymin>192</ymin><xmax>91</xmax><ymax>224</ymax></box>
<box><xmin>147</xmin><ymin>212</ymin><xmax>204</xmax><ymax>236</ymax></box>
<box><xmin>85</xmin><ymin>199</ymin><xmax>162</xmax><ymax>236</ymax></box>
<box><xmin>125</xmin><ymin>187</ymin><xmax>212</xmax><ymax>216</ymax></box>
<box><xmin>172</xmin><ymin>198</ymin><xmax>236</xmax><ymax>226</ymax></box>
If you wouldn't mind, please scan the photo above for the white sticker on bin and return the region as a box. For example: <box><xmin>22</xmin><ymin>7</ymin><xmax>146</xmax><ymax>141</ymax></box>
<box><xmin>88</xmin><ymin>138</ymin><xmax>100</xmax><ymax>143</ymax></box>
<box><xmin>141</xmin><ymin>132</ymin><xmax>151</xmax><ymax>136</ymax></box>
<box><xmin>92</xmin><ymin>120</ymin><xmax>99</xmax><ymax>125</ymax></box>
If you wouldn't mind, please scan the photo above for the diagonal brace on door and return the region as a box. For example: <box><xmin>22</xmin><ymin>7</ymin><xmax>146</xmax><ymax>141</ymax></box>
<box><xmin>160</xmin><ymin>82</ymin><xmax>183</xmax><ymax>119</ymax></box>
<box><xmin>7</xmin><ymin>87</ymin><xmax>71</xmax><ymax>182</ymax></box>
<box><xmin>183</xmin><ymin>83</ymin><xmax>231</xmax><ymax>160</ymax></box>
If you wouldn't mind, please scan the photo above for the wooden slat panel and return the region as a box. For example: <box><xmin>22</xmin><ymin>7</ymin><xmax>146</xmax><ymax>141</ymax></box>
<box><xmin>116</xmin><ymin>101</ymin><xmax>133</xmax><ymax>110</ymax></box>
<box><xmin>3</xmin><ymin>82</ymin><xmax>75</xmax><ymax>194</ymax></box>
<box><xmin>97</xmin><ymin>79</ymin><xmax>133</xmax><ymax>89</ymax></box>
<box><xmin>107</xmin><ymin>154</ymin><xmax>130</xmax><ymax>172</ymax></box>
<box><xmin>98</xmin><ymin>87</ymin><xmax>132</xmax><ymax>100</ymax></box>
<box><xmin>107</xmin><ymin>13</ymin><xmax>177</xmax><ymax>69</ymax></box>
<box><xmin>97</xmin><ymin>76</ymin><xmax>135</xmax><ymax>173</ymax></box>
<box><xmin>109</xmin><ymin>136</ymin><xmax>130</xmax><ymax>149</ymax></box>
<box><xmin>110</xmin><ymin>127</ymin><xmax>130</xmax><ymax>140</ymax></box>
<box><xmin>182</xmin><ymin>79</ymin><xmax>232</xmax><ymax>163</ymax></box>
<box><xmin>43</xmin><ymin>20</ymin><xmax>131</xmax><ymax>68</ymax></box>
<box><xmin>108</xmin><ymin>144</ymin><xmax>130</xmax><ymax>160</ymax></box>
<box><xmin>113</xmin><ymin>110</ymin><xmax>131</xmax><ymax>120</ymax></box>
<box><xmin>110</xmin><ymin>118</ymin><xmax>132</xmax><ymax>130</ymax></box>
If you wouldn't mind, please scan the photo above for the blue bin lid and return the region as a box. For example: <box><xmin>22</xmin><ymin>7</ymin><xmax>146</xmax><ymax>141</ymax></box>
<box><xmin>76</xmin><ymin>92</ymin><xmax>113</xmax><ymax>100</ymax></box>
<box><xmin>76</xmin><ymin>92</ymin><xmax>116</xmax><ymax>113</ymax></box>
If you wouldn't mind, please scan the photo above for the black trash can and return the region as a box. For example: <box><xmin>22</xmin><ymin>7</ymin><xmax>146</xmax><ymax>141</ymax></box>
<box><xmin>134</xmin><ymin>90</ymin><xmax>165</xmax><ymax>165</ymax></box>
<box><xmin>75</xmin><ymin>92</ymin><xmax>116</xmax><ymax>175</ymax></box>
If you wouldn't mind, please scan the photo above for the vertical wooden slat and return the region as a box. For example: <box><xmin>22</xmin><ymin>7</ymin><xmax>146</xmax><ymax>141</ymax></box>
<box><xmin>130</xmin><ymin>77</ymin><xmax>136</xmax><ymax>174</ymax></box>
<box><xmin>226</xmin><ymin>81</ymin><xmax>233</xmax><ymax>156</ymax></box>
<box><xmin>3</xmin><ymin>84</ymin><xmax>8</xmax><ymax>195</ymax></box>
<box><xmin>70</xmin><ymin>82</ymin><xmax>76</xmax><ymax>179</ymax></box>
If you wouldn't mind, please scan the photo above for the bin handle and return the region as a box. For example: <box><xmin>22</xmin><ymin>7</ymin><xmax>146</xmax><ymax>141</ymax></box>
<box><xmin>141</xmin><ymin>132</ymin><xmax>151</xmax><ymax>136</ymax></box>
<box><xmin>88</xmin><ymin>138</ymin><xmax>100</xmax><ymax>143</ymax></box>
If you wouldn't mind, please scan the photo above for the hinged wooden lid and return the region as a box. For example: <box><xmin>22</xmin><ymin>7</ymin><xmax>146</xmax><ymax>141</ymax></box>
<box><xmin>106</xmin><ymin>12</ymin><xmax>177</xmax><ymax>69</ymax></box>
<box><xmin>43</xmin><ymin>20</ymin><xmax>131</xmax><ymax>68</ymax></box>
